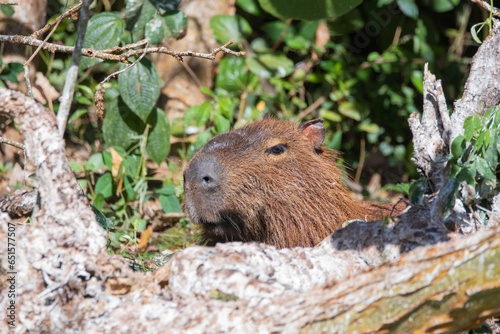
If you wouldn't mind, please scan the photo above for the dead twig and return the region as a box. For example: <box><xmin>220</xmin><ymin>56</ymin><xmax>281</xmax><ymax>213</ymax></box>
<box><xmin>0</xmin><ymin>136</ymin><xmax>25</xmax><ymax>150</ymax></box>
<box><xmin>31</xmin><ymin>1</ymin><xmax>83</xmax><ymax>39</ymax></box>
<box><xmin>0</xmin><ymin>35</ymin><xmax>245</xmax><ymax>64</ymax></box>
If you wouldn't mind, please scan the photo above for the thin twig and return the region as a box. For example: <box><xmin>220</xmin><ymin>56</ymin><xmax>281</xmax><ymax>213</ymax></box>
<box><xmin>32</xmin><ymin>1</ymin><xmax>83</xmax><ymax>39</ymax></box>
<box><xmin>0</xmin><ymin>35</ymin><xmax>246</xmax><ymax>64</ymax></box>
<box><xmin>100</xmin><ymin>39</ymin><xmax>148</xmax><ymax>53</ymax></box>
<box><xmin>0</xmin><ymin>2</ymin><xmax>18</xmax><ymax>4</ymax></box>
<box><xmin>94</xmin><ymin>44</ymin><xmax>150</xmax><ymax>126</ymax></box>
<box><xmin>354</xmin><ymin>137</ymin><xmax>366</xmax><ymax>185</ymax></box>
<box><xmin>0</xmin><ymin>136</ymin><xmax>25</xmax><ymax>150</ymax></box>
<box><xmin>294</xmin><ymin>96</ymin><xmax>326</xmax><ymax>121</ymax></box>
<box><xmin>24</xmin><ymin>1</ymin><xmax>71</xmax><ymax>96</ymax></box>
<box><xmin>57</xmin><ymin>0</ymin><xmax>92</xmax><ymax>136</ymax></box>
<box><xmin>471</xmin><ymin>0</ymin><xmax>500</xmax><ymax>17</ymax></box>
<box><xmin>98</xmin><ymin>44</ymin><xmax>150</xmax><ymax>86</ymax></box>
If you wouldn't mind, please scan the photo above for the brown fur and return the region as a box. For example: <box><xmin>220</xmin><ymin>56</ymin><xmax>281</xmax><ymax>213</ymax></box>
<box><xmin>183</xmin><ymin>118</ymin><xmax>375</xmax><ymax>249</ymax></box>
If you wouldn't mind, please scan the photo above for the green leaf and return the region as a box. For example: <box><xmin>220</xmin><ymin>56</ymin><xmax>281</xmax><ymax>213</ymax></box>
<box><xmin>463</xmin><ymin>115</ymin><xmax>481</xmax><ymax>142</ymax></box>
<box><xmin>159</xmin><ymin>194</ymin><xmax>181</xmax><ymax>212</ymax></box>
<box><xmin>215</xmin><ymin>56</ymin><xmax>249</xmax><ymax>93</ymax></box>
<box><xmin>427</xmin><ymin>0</ymin><xmax>459</xmax><ymax>12</ymax></box>
<box><xmin>92</xmin><ymin>193</ymin><xmax>105</xmax><ymax>211</ymax></box>
<box><xmin>409</xmin><ymin>179</ymin><xmax>427</xmax><ymax>204</ymax></box>
<box><xmin>118</xmin><ymin>58</ymin><xmax>161</xmax><ymax>122</ymax></box>
<box><xmin>80</xmin><ymin>13</ymin><xmax>125</xmax><ymax>69</ymax></box>
<box><xmin>90</xmin><ymin>204</ymin><xmax>110</xmax><ymax>230</ymax></box>
<box><xmin>246</xmin><ymin>53</ymin><xmax>294</xmax><ymax>79</ymax></box>
<box><xmin>397</xmin><ymin>0</ymin><xmax>418</xmax><ymax>19</ymax></box>
<box><xmin>434</xmin><ymin>178</ymin><xmax>459</xmax><ymax>219</ymax></box>
<box><xmin>163</xmin><ymin>11</ymin><xmax>187</xmax><ymax>38</ymax></box>
<box><xmin>359</xmin><ymin>122</ymin><xmax>380</xmax><ymax>133</ymax></box>
<box><xmin>95</xmin><ymin>172</ymin><xmax>114</xmax><ymax>199</ymax></box>
<box><xmin>258</xmin><ymin>0</ymin><xmax>362</xmax><ymax>20</ymax></box>
<box><xmin>451</xmin><ymin>135</ymin><xmax>466</xmax><ymax>158</ymax></box>
<box><xmin>145</xmin><ymin>17</ymin><xmax>165</xmax><ymax>44</ymax></box>
<box><xmin>0</xmin><ymin>4</ymin><xmax>15</xmax><ymax>17</ymax></box>
<box><xmin>215</xmin><ymin>114</ymin><xmax>231</xmax><ymax>134</ymax></box>
<box><xmin>210</xmin><ymin>15</ymin><xmax>252</xmax><ymax>45</ymax></box>
<box><xmin>474</xmin><ymin>158</ymin><xmax>495</xmax><ymax>180</ymax></box>
<box><xmin>184</xmin><ymin>101</ymin><xmax>212</xmax><ymax>127</ymax></box>
<box><xmin>236</xmin><ymin>0</ymin><xmax>265</xmax><ymax>15</ymax></box>
<box><xmin>103</xmin><ymin>98</ymin><xmax>145</xmax><ymax>149</ymax></box>
<box><xmin>147</xmin><ymin>108</ymin><xmax>171</xmax><ymax>165</ymax></box>
<box><xmin>457</xmin><ymin>164</ymin><xmax>477</xmax><ymax>186</ymax></box>
<box><xmin>125</xmin><ymin>0</ymin><xmax>146</xmax><ymax>19</ymax></box>
<box><xmin>410</xmin><ymin>70</ymin><xmax>423</xmax><ymax>94</ymax></box>
<box><xmin>483</xmin><ymin>129</ymin><xmax>498</xmax><ymax>171</ymax></box>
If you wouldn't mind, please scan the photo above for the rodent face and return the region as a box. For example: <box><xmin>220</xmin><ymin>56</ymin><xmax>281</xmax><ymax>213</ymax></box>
<box><xmin>183</xmin><ymin>118</ymin><xmax>339</xmax><ymax>246</ymax></box>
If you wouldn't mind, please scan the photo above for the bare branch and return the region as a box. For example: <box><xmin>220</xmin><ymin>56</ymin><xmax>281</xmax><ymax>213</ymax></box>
<box><xmin>31</xmin><ymin>1</ymin><xmax>83</xmax><ymax>39</ymax></box>
<box><xmin>0</xmin><ymin>35</ymin><xmax>245</xmax><ymax>64</ymax></box>
<box><xmin>57</xmin><ymin>0</ymin><xmax>92</xmax><ymax>136</ymax></box>
<box><xmin>0</xmin><ymin>136</ymin><xmax>25</xmax><ymax>150</ymax></box>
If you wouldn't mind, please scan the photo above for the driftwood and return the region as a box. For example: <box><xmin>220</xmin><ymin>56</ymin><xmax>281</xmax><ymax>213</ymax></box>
<box><xmin>1</xmin><ymin>17</ymin><xmax>500</xmax><ymax>334</ymax></box>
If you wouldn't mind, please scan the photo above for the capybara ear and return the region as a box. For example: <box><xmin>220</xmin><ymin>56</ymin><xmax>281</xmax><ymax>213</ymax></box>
<box><xmin>263</xmin><ymin>112</ymin><xmax>270</xmax><ymax>120</ymax></box>
<box><xmin>298</xmin><ymin>119</ymin><xmax>325</xmax><ymax>149</ymax></box>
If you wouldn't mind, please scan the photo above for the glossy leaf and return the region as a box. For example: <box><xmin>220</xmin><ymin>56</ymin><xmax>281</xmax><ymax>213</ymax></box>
<box><xmin>215</xmin><ymin>56</ymin><xmax>249</xmax><ymax>93</ymax></box>
<box><xmin>236</xmin><ymin>0</ymin><xmax>264</xmax><ymax>15</ymax></box>
<box><xmin>80</xmin><ymin>13</ymin><xmax>125</xmax><ymax>69</ymax></box>
<box><xmin>118</xmin><ymin>59</ymin><xmax>161</xmax><ymax>122</ymax></box>
<box><xmin>397</xmin><ymin>0</ymin><xmax>418</xmax><ymax>19</ymax></box>
<box><xmin>91</xmin><ymin>204</ymin><xmax>110</xmax><ymax>230</ymax></box>
<box><xmin>147</xmin><ymin>108</ymin><xmax>171</xmax><ymax>165</ymax></box>
<box><xmin>258</xmin><ymin>0</ymin><xmax>362</xmax><ymax>20</ymax></box>
<box><xmin>246</xmin><ymin>53</ymin><xmax>294</xmax><ymax>79</ymax></box>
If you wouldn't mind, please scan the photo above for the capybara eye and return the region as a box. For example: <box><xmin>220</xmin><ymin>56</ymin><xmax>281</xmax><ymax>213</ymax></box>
<box><xmin>265</xmin><ymin>144</ymin><xmax>287</xmax><ymax>155</ymax></box>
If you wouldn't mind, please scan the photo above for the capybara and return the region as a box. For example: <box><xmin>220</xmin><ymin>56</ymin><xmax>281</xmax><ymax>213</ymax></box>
<box><xmin>183</xmin><ymin>117</ymin><xmax>380</xmax><ymax>249</ymax></box>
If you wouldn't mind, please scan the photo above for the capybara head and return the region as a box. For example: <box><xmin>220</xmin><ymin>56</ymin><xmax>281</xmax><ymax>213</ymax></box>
<box><xmin>183</xmin><ymin>118</ymin><xmax>370</xmax><ymax>248</ymax></box>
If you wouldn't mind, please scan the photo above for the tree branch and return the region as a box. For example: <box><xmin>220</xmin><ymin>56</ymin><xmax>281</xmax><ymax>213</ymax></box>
<box><xmin>0</xmin><ymin>35</ymin><xmax>245</xmax><ymax>64</ymax></box>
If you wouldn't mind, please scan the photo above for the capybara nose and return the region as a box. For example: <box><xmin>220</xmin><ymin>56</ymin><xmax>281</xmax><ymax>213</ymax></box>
<box><xmin>184</xmin><ymin>155</ymin><xmax>222</xmax><ymax>192</ymax></box>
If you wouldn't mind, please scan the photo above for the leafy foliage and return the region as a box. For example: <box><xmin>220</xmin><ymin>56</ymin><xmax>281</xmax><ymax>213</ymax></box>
<box><xmin>449</xmin><ymin>107</ymin><xmax>500</xmax><ymax>226</ymax></box>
